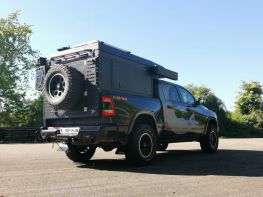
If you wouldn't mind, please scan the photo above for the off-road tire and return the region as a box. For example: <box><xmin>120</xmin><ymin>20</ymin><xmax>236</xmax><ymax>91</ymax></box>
<box><xmin>125</xmin><ymin>124</ymin><xmax>157</xmax><ymax>165</ymax></box>
<box><xmin>158</xmin><ymin>143</ymin><xmax>168</xmax><ymax>151</ymax></box>
<box><xmin>200</xmin><ymin>124</ymin><xmax>219</xmax><ymax>153</ymax></box>
<box><xmin>43</xmin><ymin>64</ymin><xmax>83</xmax><ymax>109</ymax></box>
<box><xmin>66</xmin><ymin>144</ymin><xmax>96</xmax><ymax>163</ymax></box>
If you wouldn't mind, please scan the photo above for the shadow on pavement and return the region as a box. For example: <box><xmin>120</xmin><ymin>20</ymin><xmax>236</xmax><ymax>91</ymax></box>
<box><xmin>78</xmin><ymin>149</ymin><xmax>263</xmax><ymax>177</ymax></box>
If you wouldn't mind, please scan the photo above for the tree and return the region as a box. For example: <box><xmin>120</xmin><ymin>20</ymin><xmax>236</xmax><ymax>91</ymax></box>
<box><xmin>234</xmin><ymin>81</ymin><xmax>263</xmax><ymax>128</ymax></box>
<box><xmin>18</xmin><ymin>95</ymin><xmax>43</xmax><ymax>127</ymax></box>
<box><xmin>0</xmin><ymin>11</ymin><xmax>38</xmax><ymax>126</ymax></box>
<box><xmin>186</xmin><ymin>84</ymin><xmax>227</xmax><ymax>112</ymax></box>
<box><xmin>235</xmin><ymin>81</ymin><xmax>262</xmax><ymax>115</ymax></box>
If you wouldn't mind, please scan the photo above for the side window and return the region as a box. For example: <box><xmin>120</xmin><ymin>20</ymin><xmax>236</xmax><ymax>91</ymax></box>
<box><xmin>177</xmin><ymin>86</ymin><xmax>195</xmax><ymax>104</ymax></box>
<box><xmin>160</xmin><ymin>83</ymin><xmax>180</xmax><ymax>102</ymax></box>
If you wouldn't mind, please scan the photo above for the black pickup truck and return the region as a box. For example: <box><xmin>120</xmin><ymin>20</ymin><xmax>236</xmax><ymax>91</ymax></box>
<box><xmin>37</xmin><ymin>40</ymin><xmax>219</xmax><ymax>165</ymax></box>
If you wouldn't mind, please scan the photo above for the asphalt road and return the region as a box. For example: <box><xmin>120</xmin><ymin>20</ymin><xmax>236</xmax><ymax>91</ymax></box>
<box><xmin>1</xmin><ymin>139</ymin><xmax>263</xmax><ymax>197</ymax></box>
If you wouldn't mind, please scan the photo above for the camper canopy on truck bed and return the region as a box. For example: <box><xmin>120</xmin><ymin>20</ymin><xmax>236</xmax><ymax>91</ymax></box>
<box><xmin>49</xmin><ymin>40</ymin><xmax>178</xmax><ymax>97</ymax></box>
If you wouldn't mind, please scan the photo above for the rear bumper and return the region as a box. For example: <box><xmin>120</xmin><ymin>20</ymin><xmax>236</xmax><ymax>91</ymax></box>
<box><xmin>41</xmin><ymin>124</ymin><xmax>122</xmax><ymax>145</ymax></box>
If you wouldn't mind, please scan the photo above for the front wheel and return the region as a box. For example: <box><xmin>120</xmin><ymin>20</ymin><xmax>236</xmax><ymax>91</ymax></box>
<box><xmin>125</xmin><ymin>124</ymin><xmax>157</xmax><ymax>165</ymax></box>
<box><xmin>200</xmin><ymin>124</ymin><xmax>219</xmax><ymax>153</ymax></box>
<box><xmin>66</xmin><ymin>144</ymin><xmax>96</xmax><ymax>163</ymax></box>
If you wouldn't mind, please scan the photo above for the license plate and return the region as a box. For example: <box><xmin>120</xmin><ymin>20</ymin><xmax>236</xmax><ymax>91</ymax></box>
<box><xmin>60</xmin><ymin>127</ymin><xmax>80</xmax><ymax>136</ymax></box>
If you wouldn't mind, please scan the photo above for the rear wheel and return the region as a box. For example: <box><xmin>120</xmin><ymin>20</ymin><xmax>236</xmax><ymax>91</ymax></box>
<box><xmin>125</xmin><ymin>124</ymin><xmax>157</xmax><ymax>165</ymax></box>
<box><xmin>66</xmin><ymin>144</ymin><xmax>96</xmax><ymax>163</ymax></box>
<box><xmin>200</xmin><ymin>124</ymin><xmax>219</xmax><ymax>153</ymax></box>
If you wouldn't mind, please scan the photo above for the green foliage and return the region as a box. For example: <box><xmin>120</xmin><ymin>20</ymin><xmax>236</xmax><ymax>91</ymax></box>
<box><xmin>235</xmin><ymin>81</ymin><xmax>262</xmax><ymax>115</ymax></box>
<box><xmin>0</xmin><ymin>11</ymin><xmax>38</xmax><ymax>127</ymax></box>
<box><xmin>234</xmin><ymin>81</ymin><xmax>263</xmax><ymax>129</ymax></box>
<box><xmin>0</xmin><ymin>95</ymin><xmax>43</xmax><ymax>127</ymax></box>
<box><xmin>222</xmin><ymin>119</ymin><xmax>263</xmax><ymax>138</ymax></box>
<box><xmin>186</xmin><ymin>84</ymin><xmax>226</xmax><ymax>111</ymax></box>
<box><xmin>19</xmin><ymin>95</ymin><xmax>43</xmax><ymax>127</ymax></box>
<box><xmin>242</xmin><ymin>110</ymin><xmax>263</xmax><ymax>128</ymax></box>
<box><xmin>228</xmin><ymin>81</ymin><xmax>263</xmax><ymax>136</ymax></box>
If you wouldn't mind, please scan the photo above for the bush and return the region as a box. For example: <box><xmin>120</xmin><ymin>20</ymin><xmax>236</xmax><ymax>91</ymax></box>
<box><xmin>222</xmin><ymin>119</ymin><xmax>263</xmax><ymax>138</ymax></box>
<box><xmin>0</xmin><ymin>95</ymin><xmax>43</xmax><ymax>128</ymax></box>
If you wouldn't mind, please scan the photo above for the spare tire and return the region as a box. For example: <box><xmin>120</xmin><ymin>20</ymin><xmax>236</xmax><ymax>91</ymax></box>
<box><xmin>43</xmin><ymin>64</ymin><xmax>83</xmax><ymax>109</ymax></box>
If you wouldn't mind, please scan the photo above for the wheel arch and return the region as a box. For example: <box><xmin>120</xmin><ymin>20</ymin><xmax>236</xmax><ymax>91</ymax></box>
<box><xmin>128</xmin><ymin>113</ymin><xmax>159</xmax><ymax>137</ymax></box>
<box><xmin>205</xmin><ymin>118</ymin><xmax>219</xmax><ymax>134</ymax></box>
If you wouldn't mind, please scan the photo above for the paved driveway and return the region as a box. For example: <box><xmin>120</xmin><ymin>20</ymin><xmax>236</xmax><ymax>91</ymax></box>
<box><xmin>0</xmin><ymin>138</ymin><xmax>263</xmax><ymax>196</ymax></box>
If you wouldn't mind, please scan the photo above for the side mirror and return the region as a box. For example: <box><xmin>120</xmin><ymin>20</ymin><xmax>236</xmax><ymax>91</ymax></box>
<box><xmin>193</xmin><ymin>98</ymin><xmax>205</xmax><ymax>106</ymax></box>
<box><xmin>199</xmin><ymin>98</ymin><xmax>206</xmax><ymax>105</ymax></box>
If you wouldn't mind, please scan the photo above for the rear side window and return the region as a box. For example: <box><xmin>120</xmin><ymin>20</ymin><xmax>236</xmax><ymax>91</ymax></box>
<box><xmin>177</xmin><ymin>86</ymin><xmax>195</xmax><ymax>104</ymax></box>
<box><xmin>160</xmin><ymin>83</ymin><xmax>180</xmax><ymax>102</ymax></box>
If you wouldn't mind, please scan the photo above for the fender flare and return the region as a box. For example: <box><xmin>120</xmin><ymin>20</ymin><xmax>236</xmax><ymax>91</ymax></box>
<box><xmin>128</xmin><ymin>111</ymin><xmax>159</xmax><ymax>137</ymax></box>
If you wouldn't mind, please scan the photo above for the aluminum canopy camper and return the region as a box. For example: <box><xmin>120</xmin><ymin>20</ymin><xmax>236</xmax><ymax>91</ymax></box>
<box><xmin>48</xmin><ymin>40</ymin><xmax>178</xmax><ymax>96</ymax></box>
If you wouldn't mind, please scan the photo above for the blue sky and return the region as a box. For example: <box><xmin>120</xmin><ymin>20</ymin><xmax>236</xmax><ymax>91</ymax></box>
<box><xmin>1</xmin><ymin>0</ymin><xmax>263</xmax><ymax>111</ymax></box>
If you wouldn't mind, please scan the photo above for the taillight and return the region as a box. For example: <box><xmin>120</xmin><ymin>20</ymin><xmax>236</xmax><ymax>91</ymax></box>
<box><xmin>101</xmin><ymin>96</ymin><xmax>115</xmax><ymax>117</ymax></box>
